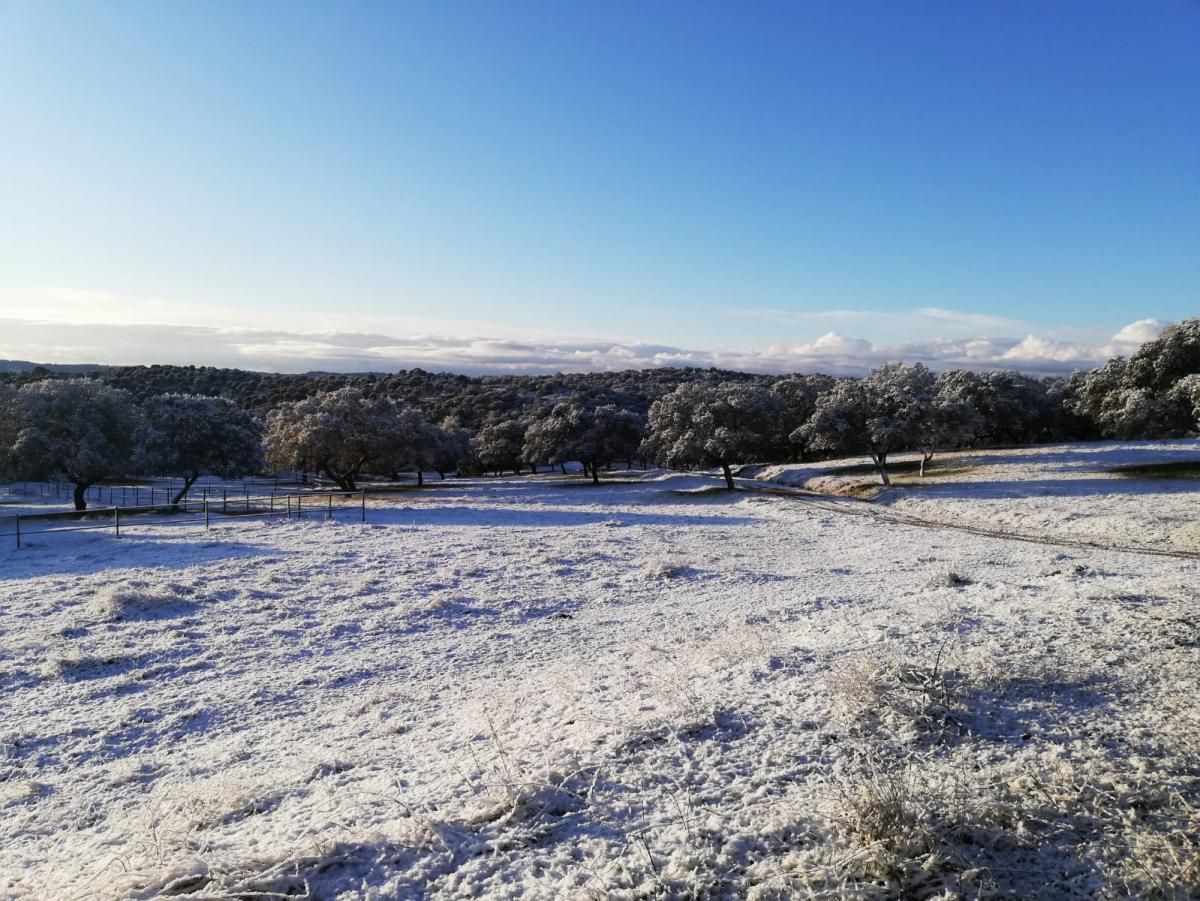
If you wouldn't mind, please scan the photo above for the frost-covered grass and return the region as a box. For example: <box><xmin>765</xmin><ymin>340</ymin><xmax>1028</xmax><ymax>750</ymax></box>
<box><xmin>759</xmin><ymin>438</ymin><xmax>1200</xmax><ymax>551</ymax></box>
<box><xmin>0</xmin><ymin>461</ymin><xmax>1197</xmax><ymax>898</ymax></box>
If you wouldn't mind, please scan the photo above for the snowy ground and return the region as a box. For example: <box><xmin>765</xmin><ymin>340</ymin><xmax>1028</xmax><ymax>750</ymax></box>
<box><xmin>757</xmin><ymin>439</ymin><xmax>1200</xmax><ymax>553</ymax></box>
<box><xmin>1</xmin><ymin>459</ymin><xmax>1198</xmax><ymax>898</ymax></box>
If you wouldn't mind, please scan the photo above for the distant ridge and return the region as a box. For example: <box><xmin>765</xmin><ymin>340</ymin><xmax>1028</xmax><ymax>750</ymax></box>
<box><xmin>0</xmin><ymin>359</ymin><xmax>116</xmax><ymax>374</ymax></box>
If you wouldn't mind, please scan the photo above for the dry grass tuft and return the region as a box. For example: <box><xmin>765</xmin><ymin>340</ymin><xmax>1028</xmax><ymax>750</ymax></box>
<box><xmin>830</xmin><ymin>640</ymin><xmax>969</xmax><ymax>745</ymax></box>
<box><xmin>91</xmin><ymin>581</ymin><xmax>191</xmax><ymax>621</ymax></box>
<box><xmin>641</xmin><ymin>551</ymin><xmax>694</xmax><ymax>580</ymax></box>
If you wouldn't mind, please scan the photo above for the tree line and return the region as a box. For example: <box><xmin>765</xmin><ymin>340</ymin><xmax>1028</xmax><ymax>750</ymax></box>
<box><xmin>2</xmin><ymin>319</ymin><xmax>1198</xmax><ymax>507</ymax></box>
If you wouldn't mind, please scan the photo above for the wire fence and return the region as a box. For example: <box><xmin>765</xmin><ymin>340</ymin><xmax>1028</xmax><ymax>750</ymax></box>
<box><xmin>0</xmin><ymin>477</ymin><xmax>321</xmax><ymax>510</ymax></box>
<box><xmin>0</xmin><ymin>489</ymin><xmax>370</xmax><ymax>549</ymax></box>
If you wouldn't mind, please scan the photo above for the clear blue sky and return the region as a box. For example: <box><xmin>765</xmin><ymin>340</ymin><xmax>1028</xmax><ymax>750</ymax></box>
<box><xmin>0</xmin><ymin>1</ymin><xmax>1197</xmax><ymax>372</ymax></box>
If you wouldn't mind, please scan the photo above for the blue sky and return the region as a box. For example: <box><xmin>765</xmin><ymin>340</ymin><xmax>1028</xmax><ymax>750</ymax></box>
<box><xmin>0</xmin><ymin>1</ymin><xmax>1196</xmax><ymax>373</ymax></box>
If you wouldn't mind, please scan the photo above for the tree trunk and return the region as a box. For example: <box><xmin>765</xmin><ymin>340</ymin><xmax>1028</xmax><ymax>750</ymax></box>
<box><xmin>72</xmin><ymin>482</ymin><xmax>88</xmax><ymax>512</ymax></box>
<box><xmin>530</xmin><ymin>462</ymin><xmax>538</xmax><ymax>475</ymax></box>
<box><xmin>920</xmin><ymin>451</ymin><xmax>934</xmax><ymax>478</ymax></box>
<box><xmin>721</xmin><ymin>462</ymin><xmax>735</xmax><ymax>490</ymax></box>
<box><xmin>416</xmin><ymin>470</ymin><xmax>424</xmax><ymax>487</ymax></box>
<box><xmin>171</xmin><ymin>474</ymin><xmax>198</xmax><ymax>507</ymax></box>
<box><xmin>590</xmin><ymin>462</ymin><xmax>600</xmax><ymax>485</ymax></box>
<box><xmin>323</xmin><ymin>466</ymin><xmax>356</xmax><ymax>491</ymax></box>
<box><xmin>560</xmin><ymin>463</ymin><xmax>567</xmax><ymax>474</ymax></box>
<box><xmin>870</xmin><ymin>451</ymin><xmax>891</xmax><ymax>486</ymax></box>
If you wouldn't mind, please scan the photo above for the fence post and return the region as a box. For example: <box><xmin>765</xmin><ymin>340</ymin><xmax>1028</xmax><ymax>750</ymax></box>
<box><xmin>245</xmin><ymin>490</ymin><xmax>250</xmax><ymax>514</ymax></box>
<box><xmin>223</xmin><ymin>489</ymin><xmax>228</xmax><ymax>514</ymax></box>
<box><xmin>327</xmin><ymin>494</ymin><xmax>332</xmax><ymax>521</ymax></box>
<box><xmin>14</xmin><ymin>513</ymin><xmax>20</xmax><ymax>550</ymax></box>
<box><xmin>361</xmin><ymin>490</ymin><xmax>366</xmax><ymax>523</ymax></box>
<box><xmin>114</xmin><ymin>506</ymin><xmax>120</xmax><ymax>538</ymax></box>
<box><xmin>297</xmin><ymin>494</ymin><xmax>302</xmax><ymax>519</ymax></box>
<box><xmin>204</xmin><ymin>499</ymin><xmax>210</xmax><ymax>530</ymax></box>
<box><xmin>270</xmin><ymin>493</ymin><xmax>274</xmax><ymax>513</ymax></box>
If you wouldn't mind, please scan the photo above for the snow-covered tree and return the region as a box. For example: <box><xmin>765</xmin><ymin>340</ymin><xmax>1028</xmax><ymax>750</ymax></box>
<box><xmin>136</xmin><ymin>394</ymin><xmax>264</xmax><ymax>504</ymax></box>
<box><xmin>915</xmin><ymin>372</ymin><xmax>984</xmax><ymax>475</ymax></box>
<box><xmin>264</xmin><ymin>386</ymin><xmax>396</xmax><ymax>490</ymax></box>
<box><xmin>0</xmin><ymin>383</ymin><xmax>18</xmax><ymax>479</ymax></box>
<box><xmin>378</xmin><ymin>405</ymin><xmax>443</xmax><ymax>486</ymax></box>
<box><xmin>772</xmin><ymin>374</ymin><xmax>836</xmax><ymax>461</ymax></box>
<box><xmin>647</xmin><ymin>382</ymin><xmax>784</xmax><ymax>489</ymax></box>
<box><xmin>1125</xmin><ymin>318</ymin><xmax>1200</xmax><ymax>394</ymax></box>
<box><xmin>591</xmin><ymin>404</ymin><xmax>647</xmax><ymax>472</ymax></box>
<box><xmin>798</xmin><ymin>363</ymin><xmax>935</xmax><ymax>486</ymax></box>
<box><xmin>471</xmin><ymin>418</ymin><xmax>527</xmax><ymax>475</ymax></box>
<box><xmin>1169</xmin><ymin>374</ymin><xmax>1200</xmax><ymax>435</ymax></box>
<box><xmin>1066</xmin><ymin>320</ymin><xmax>1200</xmax><ymax>439</ymax></box>
<box><xmin>430</xmin><ymin>416</ymin><xmax>473</xmax><ymax>478</ymax></box>
<box><xmin>1069</xmin><ymin>358</ymin><xmax>1192</xmax><ymax>439</ymax></box>
<box><xmin>524</xmin><ymin>400</ymin><xmax>645</xmax><ymax>483</ymax></box>
<box><xmin>1099</xmin><ymin>387</ymin><xmax>1188</xmax><ymax>439</ymax></box>
<box><xmin>10</xmin><ymin>379</ymin><xmax>138</xmax><ymax>510</ymax></box>
<box><xmin>935</xmin><ymin>369</ymin><xmax>1053</xmax><ymax>446</ymax></box>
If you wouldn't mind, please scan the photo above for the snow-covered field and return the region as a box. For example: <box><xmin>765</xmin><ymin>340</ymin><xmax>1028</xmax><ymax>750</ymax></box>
<box><xmin>1</xmin><ymin>454</ymin><xmax>1198</xmax><ymax>898</ymax></box>
<box><xmin>758</xmin><ymin>439</ymin><xmax>1200</xmax><ymax>553</ymax></box>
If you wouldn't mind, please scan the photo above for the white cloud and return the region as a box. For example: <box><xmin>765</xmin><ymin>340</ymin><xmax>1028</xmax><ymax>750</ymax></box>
<box><xmin>1101</xmin><ymin>318</ymin><xmax>1168</xmax><ymax>356</ymax></box>
<box><xmin>0</xmin><ymin>287</ymin><xmax>1173</xmax><ymax>376</ymax></box>
<box><xmin>0</xmin><ymin>316</ymin><xmax>1171</xmax><ymax>377</ymax></box>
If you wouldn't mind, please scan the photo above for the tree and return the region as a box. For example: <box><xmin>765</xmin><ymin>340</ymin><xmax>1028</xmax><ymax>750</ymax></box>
<box><xmin>136</xmin><ymin>394</ymin><xmax>264</xmax><ymax>504</ymax></box>
<box><xmin>378</xmin><ymin>405</ymin><xmax>441</xmax><ymax>486</ymax></box>
<box><xmin>264</xmin><ymin>386</ymin><xmax>396</xmax><ymax>490</ymax></box>
<box><xmin>1066</xmin><ymin>321</ymin><xmax>1200</xmax><ymax>439</ymax></box>
<box><xmin>0</xmin><ymin>383</ymin><xmax>18</xmax><ymax>479</ymax></box>
<box><xmin>798</xmin><ymin>363</ymin><xmax>935</xmax><ymax>486</ymax></box>
<box><xmin>471</xmin><ymin>418</ymin><xmax>527</xmax><ymax>475</ymax></box>
<box><xmin>524</xmin><ymin>400</ymin><xmax>645</xmax><ymax>484</ymax></box>
<box><xmin>430</xmin><ymin>417</ymin><xmax>473</xmax><ymax>478</ymax></box>
<box><xmin>1069</xmin><ymin>358</ymin><xmax>1192</xmax><ymax>439</ymax></box>
<box><xmin>647</xmin><ymin>382</ymin><xmax>784</xmax><ymax>489</ymax></box>
<box><xmin>915</xmin><ymin>373</ymin><xmax>983</xmax><ymax>476</ymax></box>
<box><xmin>10</xmin><ymin>379</ymin><xmax>138</xmax><ymax>510</ymax></box>
<box><xmin>591</xmin><ymin>404</ymin><xmax>646</xmax><ymax>474</ymax></box>
<box><xmin>521</xmin><ymin>410</ymin><xmax>564</xmax><ymax>475</ymax></box>
<box><xmin>933</xmin><ymin>369</ymin><xmax>1053</xmax><ymax>446</ymax></box>
<box><xmin>1125</xmin><ymin>318</ymin><xmax>1200</xmax><ymax>394</ymax></box>
<box><xmin>1171</xmin><ymin>375</ymin><xmax>1200</xmax><ymax>430</ymax></box>
<box><xmin>772</xmin><ymin>374</ymin><xmax>836</xmax><ymax>461</ymax></box>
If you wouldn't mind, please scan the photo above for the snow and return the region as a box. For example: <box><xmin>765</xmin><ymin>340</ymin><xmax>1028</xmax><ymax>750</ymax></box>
<box><xmin>1</xmin><ymin>455</ymin><xmax>1197</xmax><ymax>898</ymax></box>
<box><xmin>757</xmin><ymin>439</ymin><xmax>1200</xmax><ymax>552</ymax></box>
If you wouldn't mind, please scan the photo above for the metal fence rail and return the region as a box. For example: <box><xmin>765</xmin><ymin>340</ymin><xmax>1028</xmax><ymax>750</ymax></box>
<box><xmin>1</xmin><ymin>490</ymin><xmax>369</xmax><ymax>549</ymax></box>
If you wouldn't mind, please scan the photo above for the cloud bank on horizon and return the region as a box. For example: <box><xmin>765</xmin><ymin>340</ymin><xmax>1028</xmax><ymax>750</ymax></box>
<box><xmin>0</xmin><ymin>306</ymin><xmax>1167</xmax><ymax>377</ymax></box>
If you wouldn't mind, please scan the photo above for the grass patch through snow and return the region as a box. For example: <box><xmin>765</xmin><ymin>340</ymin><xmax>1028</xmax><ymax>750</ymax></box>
<box><xmin>1109</xmin><ymin>459</ymin><xmax>1200</xmax><ymax>478</ymax></box>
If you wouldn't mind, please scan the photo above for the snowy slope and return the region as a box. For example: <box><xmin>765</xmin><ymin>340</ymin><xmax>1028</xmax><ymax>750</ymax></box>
<box><xmin>758</xmin><ymin>439</ymin><xmax>1200</xmax><ymax>552</ymax></box>
<box><xmin>0</xmin><ymin>466</ymin><xmax>1197</xmax><ymax>898</ymax></box>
